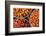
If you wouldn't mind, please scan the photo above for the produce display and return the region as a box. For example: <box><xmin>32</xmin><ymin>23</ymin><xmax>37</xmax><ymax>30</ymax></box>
<box><xmin>13</xmin><ymin>18</ymin><xmax>30</xmax><ymax>28</ymax></box>
<box><xmin>13</xmin><ymin>8</ymin><xmax>39</xmax><ymax>28</ymax></box>
<box><xmin>13</xmin><ymin>8</ymin><xmax>32</xmax><ymax>17</ymax></box>
<box><xmin>29</xmin><ymin>9</ymin><xmax>39</xmax><ymax>27</ymax></box>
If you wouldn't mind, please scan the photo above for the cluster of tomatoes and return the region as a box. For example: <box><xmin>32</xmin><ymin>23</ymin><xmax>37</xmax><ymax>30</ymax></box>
<box><xmin>13</xmin><ymin>17</ymin><xmax>30</xmax><ymax>28</ymax></box>
<box><xmin>29</xmin><ymin>9</ymin><xmax>39</xmax><ymax>27</ymax></box>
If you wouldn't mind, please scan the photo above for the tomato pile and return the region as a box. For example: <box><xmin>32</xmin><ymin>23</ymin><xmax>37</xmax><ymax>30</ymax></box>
<box><xmin>13</xmin><ymin>8</ymin><xmax>39</xmax><ymax>28</ymax></box>
<box><xmin>29</xmin><ymin>9</ymin><xmax>39</xmax><ymax>27</ymax></box>
<box><xmin>13</xmin><ymin>18</ymin><xmax>30</xmax><ymax>28</ymax></box>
